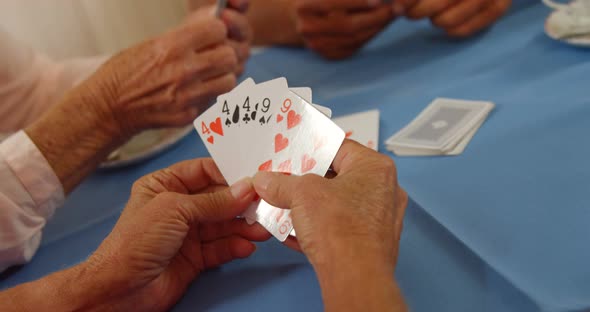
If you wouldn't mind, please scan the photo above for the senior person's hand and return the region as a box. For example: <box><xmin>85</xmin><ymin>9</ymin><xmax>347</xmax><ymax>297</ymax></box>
<box><xmin>252</xmin><ymin>140</ymin><xmax>408</xmax><ymax>311</ymax></box>
<box><xmin>185</xmin><ymin>0</ymin><xmax>252</xmax><ymax>75</ymax></box>
<box><xmin>293</xmin><ymin>0</ymin><xmax>406</xmax><ymax>60</ymax></box>
<box><xmin>405</xmin><ymin>0</ymin><xmax>512</xmax><ymax>37</ymax></box>
<box><xmin>82</xmin><ymin>6</ymin><xmax>251</xmax><ymax>137</ymax></box>
<box><xmin>84</xmin><ymin>159</ymin><xmax>270</xmax><ymax>311</ymax></box>
<box><xmin>0</xmin><ymin>159</ymin><xmax>271</xmax><ymax>312</ymax></box>
<box><xmin>25</xmin><ymin>6</ymin><xmax>251</xmax><ymax>193</ymax></box>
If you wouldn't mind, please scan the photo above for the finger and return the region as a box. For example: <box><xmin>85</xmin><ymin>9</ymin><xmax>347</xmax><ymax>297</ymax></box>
<box><xmin>331</xmin><ymin>139</ymin><xmax>377</xmax><ymax>174</ymax></box>
<box><xmin>283</xmin><ymin>236</ymin><xmax>303</xmax><ymax>252</ymax></box>
<box><xmin>180</xmin><ymin>72</ymin><xmax>237</xmax><ymax>110</ymax></box>
<box><xmin>202</xmin><ymin>235</ymin><xmax>257</xmax><ymax>269</ymax></box>
<box><xmin>200</xmin><ymin>218</ymin><xmax>272</xmax><ymax>242</ymax></box>
<box><xmin>253</xmin><ymin>171</ymin><xmax>326</xmax><ymax>210</ymax></box>
<box><xmin>133</xmin><ymin>158</ymin><xmax>226</xmax><ymax>195</ymax></box>
<box><xmin>136</xmin><ymin>73</ymin><xmax>236</xmax><ymax>128</ymax></box>
<box><xmin>308</xmin><ymin>46</ymin><xmax>361</xmax><ymax>60</ymax></box>
<box><xmin>432</xmin><ymin>0</ymin><xmax>490</xmax><ymax>29</ymax></box>
<box><xmin>228</xmin><ymin>0</ymin><xmax>250</xmax><ymax>12</ymax></box>
<box><xmin>189</xmin><ymin>44</ymin><xmax>239</xmax><ymax>81</ymax></box>
<box><xmin>304</xmin><ymin>25</ymin><xmax>385</xmax><ymax>50</ymax></box>
<box><xmin>159</xmin><ymin>177</ymin><xmax>256</xmax><ymax>223</ymax></box>
<box><xmin>298</xmin><ymin>6</ymin><xmax>393</xmax><ymax>36</ymax></box>
<box><xmin>227</xmin><ymin>40</ymin><xmax>251</xmax><ymax>65</ymax></box>
<box><xmin>405</xmin><ymin>0</ymin><xmax>456</xmax><ymax>19</ymax></box>
<box><xmin>252</xmin><ymin>172</ymin><xmax>301</xmax><ymax>209</ymax></box>
<box><xmin>221</xmin><ymin>9</ymin><xmax>253</xmax><ymax>42</ymax></box>
<box><xmin>174</xmin><ymin>10</ymin><xmax>228</xmax><ymax>53</ymax></box>
<box><xmin>444</xmin><ymin>0</ymin><xmax>510</xmax><ymax>37</ymax></box>
<box><xmin>297</xmin><ymin>0</ymin><xmax>382</xmax><ymax>12</ymax></box>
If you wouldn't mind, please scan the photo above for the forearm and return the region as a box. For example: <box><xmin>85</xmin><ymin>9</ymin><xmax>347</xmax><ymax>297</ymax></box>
<box><xmin>247</xmin><ymin>0</ymin><xmax>303</xmax><ymax>46</ymax></box>
<box><xmin>314</xmin><ymin>254</ymin><xmax>407</xmax><ymax>312</ymax></box>
<box><xmin>0</xmin><ymin>263</ymin><xmax>114</xmax><ymax>312</ymax></box>
<box><xmin>25</xmin><ymin>87</ymin><xmax>125</xmax><ymax>194</ymax></box>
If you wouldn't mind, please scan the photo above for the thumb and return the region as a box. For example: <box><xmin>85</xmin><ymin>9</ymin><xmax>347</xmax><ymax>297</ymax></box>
<box><xmin>168</xmin><ymin>177</ymin><xmax>256</xmax><ymax>223</ymax></box>
<box><xmin>252</xmin><ymin>171</ymin><xmax>301</xmax><ymax>210</ymax></box>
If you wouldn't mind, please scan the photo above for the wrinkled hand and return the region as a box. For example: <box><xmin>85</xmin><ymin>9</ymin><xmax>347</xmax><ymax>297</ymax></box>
<box><xmin>186</xmin><ymin>0</ymin><xmax>253</xmax><ymax>75</ymax></box>
<box><xmin>293</xmin><ymin>0</ymin><xmax>404</xmax><ymax>60</ymax></box>
<box><xmin>84</xmin><ymin>159</ymin><xmax>270</xmax><ymax>311</ymax></box>
<box><xmin>253</xmin><ymin>140</ymin><xmax>408</xmax><ymax>270</ymax></box>
<box><xmin>77</xmin><ymin>6</ymin><xmax>250</xmax><ymax>139</ymax></box>
<box><xmin>406</xmin><ymin>0</ymin><xmax>512</xmax><ymax>37</ymax></box>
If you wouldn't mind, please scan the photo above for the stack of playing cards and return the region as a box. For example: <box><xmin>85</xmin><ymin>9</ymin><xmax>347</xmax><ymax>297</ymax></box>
<box><xmin>194</xmin><ymin>77</ymin><xmax>346</xmax><ymax>241</ymax></box>
<box><xmin>386</xmin><ymin>98</ymin><xmax>494</xmax><ymax>156</ymax></box>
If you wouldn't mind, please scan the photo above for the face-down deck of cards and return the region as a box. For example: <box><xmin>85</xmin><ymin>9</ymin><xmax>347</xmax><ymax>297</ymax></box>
<box><xmin>194</xmin><ymin>77</ymin><xmax>495</xmax><ymax>241</ymax></box>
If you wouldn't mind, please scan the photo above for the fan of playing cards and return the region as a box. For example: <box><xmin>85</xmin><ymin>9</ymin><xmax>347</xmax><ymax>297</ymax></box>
<box><xmin>194</xmin><ymin>78</ymin><xmax>345</xmax><ymax>241</ymax></box>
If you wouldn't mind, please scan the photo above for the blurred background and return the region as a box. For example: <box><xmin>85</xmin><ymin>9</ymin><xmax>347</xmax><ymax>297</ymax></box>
<box><xmin>0</xmin><ymin>0</ymin><xmax>187</xmax><ymax>59</ymax></box>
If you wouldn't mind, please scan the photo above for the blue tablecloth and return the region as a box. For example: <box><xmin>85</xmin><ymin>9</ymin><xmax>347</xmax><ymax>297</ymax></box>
<box><xmin>2</xmin><ymin>2</ymin><xmax>589</xmax><ymax>311</ymax></box>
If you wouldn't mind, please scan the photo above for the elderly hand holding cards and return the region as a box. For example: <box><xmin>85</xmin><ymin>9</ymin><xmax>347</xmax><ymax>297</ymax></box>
<box><xmin>0</xmin><ymin>142</ymin><xmax>408</xmax><ymax>311</ymax></box>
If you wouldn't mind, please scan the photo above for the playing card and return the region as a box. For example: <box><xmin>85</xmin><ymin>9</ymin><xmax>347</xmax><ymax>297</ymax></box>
<box><xmin>215</xmin><ymin>0</ymin><xmax>228</xmax><ymax>17</ymax></box>
<box><xmin>195</xmin><ymin>78</ymin><xmax>345</xmax><ymax>241</ymax></box>
<box><xmin>239</xmin><ymin>88</ymin><xmax>344</xmax><ymax>240</ymax></box>
<box><xmin>388</xmin><ymin>117</ymin><xmax>485</xmax><ymax>156</ymax></box>
<box><xmin>290</xmin><ymin>87</ymin><xmax>312</xmax><ymax>104</ymax></box>
<box><xmin>333</xmin><ymin>110</ymin><xmax>379</xmax><ymax>150</ymax></box>
<box><xmin>387</xmin><ymin>98</ymin><xmax>494</xmax><ymax>150</ymax></box>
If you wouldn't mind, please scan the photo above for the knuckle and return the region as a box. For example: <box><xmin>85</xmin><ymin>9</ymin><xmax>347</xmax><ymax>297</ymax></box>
<box><xmin>155</xmin><ymin>191</ymin><xmax>177</xmax><ymax>205</ymax></box>
<box><xmin>373</xmin><ymin>154</ymin><xmax>397</xmax><ymax>183</ymax></box>
<box><xmin>131</xmin><ymin>178</ymin><xmax>147</xmax><ymax>194</ymax></box>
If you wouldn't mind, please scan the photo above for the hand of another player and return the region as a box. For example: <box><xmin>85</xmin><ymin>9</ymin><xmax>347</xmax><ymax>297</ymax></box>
<box><xmin>186</xmin><ymin>0</ymin><xmax>253</xmax><ymax>75</ymax></box>
<box><xmin>405</xmin><ymin>0</ymin><xmax>512</xmax><ymax>37</ymax></box>
<box><xmin>293</xmin><ymin>0</ymin><xmax>403</xmax><ymax>60</ymax></box>
<box><xmin>75</xmin><ymin>7</ymin><xmax>244</xmax><ymax>140</ymax></box>
<box><xmin>82</xmin><ymin>159</ymin><xmax>270</xmax><ymax>311</ymax></box>
<box><xmin>253</xmin><ymin>140</ymin><xmax>408</xmax><ymax>270</ymax></box>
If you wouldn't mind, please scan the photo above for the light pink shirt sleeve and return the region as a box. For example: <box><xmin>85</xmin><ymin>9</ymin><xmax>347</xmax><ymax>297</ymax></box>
<box><xmin>0</xmin><ymin>131</ymin><xmax>64</xmax><ymax>272</ymax></box>
<box><xmin>0</xmin><ymin>28</ymin><xmax>107</xmax><ymax>271</ymax></box>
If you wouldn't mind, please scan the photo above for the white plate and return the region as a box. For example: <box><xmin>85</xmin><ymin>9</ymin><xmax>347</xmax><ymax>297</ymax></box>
<box><xmin>545</xmin><ymin>10</ymin><xmax>590</xmax><ymax>46</ymax></box>
<box><xmin>100</xmin><ymin>126</ymin><xmax>193</xmax><ymax>169</ymax></box>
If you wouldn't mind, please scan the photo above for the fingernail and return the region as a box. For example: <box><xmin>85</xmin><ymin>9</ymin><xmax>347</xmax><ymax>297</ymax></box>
<box><xmin>253</xmin><ymin>171</ymin><xmax>274</xmax><ymax>192</ymax></box>
<box><xmin>230</xmin><ymin>177</ymin><xmax>253</xmax><ymax>199</ymax></box>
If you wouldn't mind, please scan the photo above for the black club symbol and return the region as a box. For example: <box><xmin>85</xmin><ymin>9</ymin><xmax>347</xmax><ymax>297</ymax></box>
<box><xmin>242</xmin><ymin>114</ymin><xmax>251</xmax><ymax>123</ymax></box>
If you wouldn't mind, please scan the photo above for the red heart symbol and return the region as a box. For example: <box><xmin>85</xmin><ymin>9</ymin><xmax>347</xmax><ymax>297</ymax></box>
<box><xmin>210</xmin><ymin>117</ymin><xmax>224</xmax><ymax>136</ymax></box>
<box><xmin>277</xmin><ymin>115</ymin><xmax>284</xmax><ymax>123</ymax></box>
<box><xmin>301</xmin><ymin>154</ymin><xmax>317</xmax><ymax>173</ymax></box>
<box><xmin>314</xmin><ymin>136</ymin><xmax>326</xmax><ymax>152</ymax></box>
<box><xmin>287</xmin><ymin>110</ymin><xmax>302</xmax><ymax>130</ymax></box>
<box><xmin>278</xmin><ymin>159</ymin><xmax>292</xmax><ymax>173</ymax></box>
<box><xmin>345</xmin><ymin>131</ymin><xmax>353</xmax><ymax>138</ymax></box>
<box><xmin>207</xmin><ymin>136</ymin><xmax>214</xmax><ymax>144</ymax></box>
<box><xmin>275</xmin><ymin>134</ymin><xmax>289</xmax><ymax>153</ymax></box>
<box><xmin>258</xmin><ymin>160</ymin><xmax>273</xmax><ymax>172</ymax></box>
